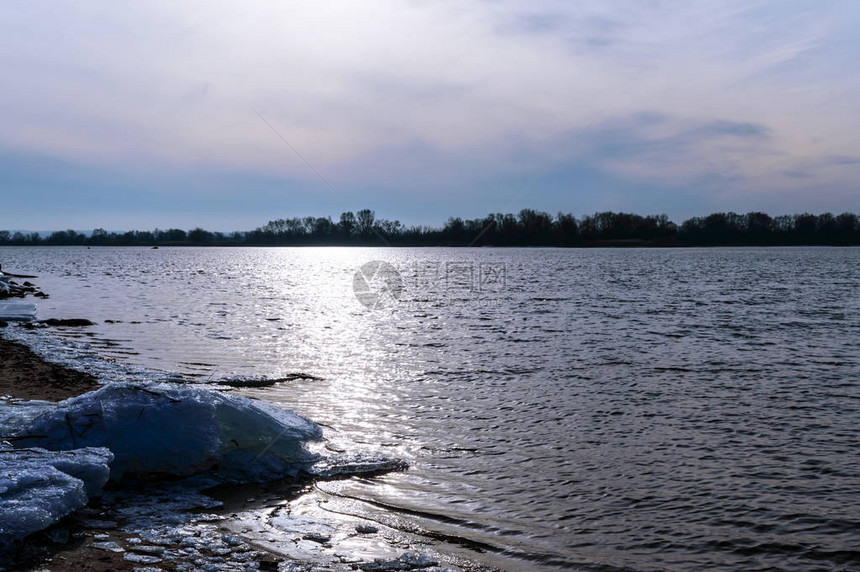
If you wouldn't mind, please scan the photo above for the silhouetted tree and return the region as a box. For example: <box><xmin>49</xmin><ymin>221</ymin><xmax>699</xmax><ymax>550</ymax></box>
<box><xmin>47</xmin><ymin>230</ymin><xmax>85</xmax><ymax>245</ymax></box>
<box><xmin>1</xmin><ymin>209</ymin><xmax>857</xmax><ymax>247</ymax></box>
<box><xmin>356</xmin><ymin>209</ymin><xmax>376</xmax><ymax>238</ymax></box>
<box><xmin>338</xmin><ymin>212</ymin><xmax>356</xmax><ymax>238</ymax></box>
<box><xmin>187</xmin><ymin>228</ymin><xmax>213</xmax><ymax>243</ymax></box>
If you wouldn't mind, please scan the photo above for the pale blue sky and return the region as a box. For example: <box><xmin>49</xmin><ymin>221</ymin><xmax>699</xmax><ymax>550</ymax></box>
<box><xmin>1</xmin><ymin>1</ymin><xmax>858</xmax><ymax>230</ymax></box>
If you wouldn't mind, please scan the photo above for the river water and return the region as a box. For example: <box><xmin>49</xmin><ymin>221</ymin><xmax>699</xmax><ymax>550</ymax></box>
<box><xmin>1</xmin><ymin>246</ymin><xmax>858</xmax><ymax>571</ymax></box>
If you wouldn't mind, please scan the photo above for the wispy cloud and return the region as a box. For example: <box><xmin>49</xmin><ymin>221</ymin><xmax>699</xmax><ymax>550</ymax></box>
<box><xmin>0</xmin><ymin>0</ymin><xmax>858</xmax><ymax>228</ymax></box>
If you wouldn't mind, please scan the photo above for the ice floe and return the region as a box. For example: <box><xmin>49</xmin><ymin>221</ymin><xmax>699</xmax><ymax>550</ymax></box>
<box><xmin>0</xmin><ymin>383</ymin><xmax>327</xmax><ymax>546</ymax></box>
<box><xmin>2</xmin><ymin>383</ymin><xmax>323</xmax><ymax>481</ymax></box>
<box><xmin>0</xmin><ymin>444</ymin><xmax>112</xmax><ymax>547</ymax></box>
<box><xmin>307</xmin><ymin>452</ymin><xmax>408</xmax><ymax>478</ymax></box>
<box><xmin>0</xmin><ymin>300</ymin><xmax>36</xmax><ymax>321</ymax></box>
<box><xmin>0</xmin><ymin>376</ymin><xmax>409</xmax><ymax>559</ymax></box>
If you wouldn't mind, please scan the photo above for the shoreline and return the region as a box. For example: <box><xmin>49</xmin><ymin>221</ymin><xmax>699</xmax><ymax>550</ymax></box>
<box><xmin>0</xmin><ymin>331</ymin><xmax>288</xmax><ymax>571</ymax></box>
<box><xmin>0</xmin><ymin>331</ymin><xmax>127</xmax><ymax>571</ymax></box>
<box><xmin>0</xmin><ymin>330</ymin><xmax>485</xmax><ymax>572</ymax></box>
<box><xmin>0</xmin><ymin>334</ymin><xmax>100</xmax><ymax>402</ymax></box>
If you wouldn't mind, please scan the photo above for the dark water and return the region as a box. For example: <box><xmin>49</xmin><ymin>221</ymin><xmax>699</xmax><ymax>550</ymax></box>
<box><xmin>2</xmin><ymin>246</ymin><xmax>858</xmax><ymax>571</ymax></box>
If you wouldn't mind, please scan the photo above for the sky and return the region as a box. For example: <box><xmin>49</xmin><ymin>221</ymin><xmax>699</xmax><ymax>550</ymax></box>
<box><xmin>1</xmin><ymin>0</ymin><xmax>858</xmax><ymax>231</ymax></box>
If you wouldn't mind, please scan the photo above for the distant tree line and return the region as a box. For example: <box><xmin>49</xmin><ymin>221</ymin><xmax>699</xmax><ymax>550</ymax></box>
<box><xmin>1</xmin><ymin>209</ymin><xmax>858</xmax><ymax>247</ymax></box>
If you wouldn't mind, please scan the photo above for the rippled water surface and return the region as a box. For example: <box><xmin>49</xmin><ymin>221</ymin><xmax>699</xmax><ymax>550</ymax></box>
<box><xmin>2</xmin><ymin>246</ymin><xmax>858</xmax><ymax>571</ymax></box>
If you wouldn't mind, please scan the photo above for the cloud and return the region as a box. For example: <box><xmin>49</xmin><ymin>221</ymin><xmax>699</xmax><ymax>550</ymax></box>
<box><xmin>830</xmin><ymin>156</ymin><xmax>860</xmax><ymax>166</ymax></box>
<box><xmin>690</xmin><ymin>121</ymin><xmax>770</xmax><ymax>139</ymax></box>
<box><xmin>0</xmin><ymin>0</ymin><xmax>858</xmax><ymax>227</ymax></box>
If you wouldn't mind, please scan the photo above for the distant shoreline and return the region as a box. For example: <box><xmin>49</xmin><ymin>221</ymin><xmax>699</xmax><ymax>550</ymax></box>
<box><xmin>2</xmin><ymin>241</ymin><xmax>858</xmax><ymax>248</ymax></box>
<box><xmin>3</xmin><ymin>210</ymin><xmax>858</xmax><ymax>247</ymax></box>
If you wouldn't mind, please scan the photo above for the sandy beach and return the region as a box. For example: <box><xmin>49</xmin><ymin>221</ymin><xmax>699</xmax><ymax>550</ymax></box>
<box><xmin>0</xmin><ymin>335</ymin><xmax>100</xmax><ymax>402</ymax></box>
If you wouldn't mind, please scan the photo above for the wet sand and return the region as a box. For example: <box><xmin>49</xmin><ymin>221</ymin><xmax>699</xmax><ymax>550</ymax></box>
<box><xmin>0</xmin><ymin>335</ymin><xmax>100</xmax><ymax>401</ymax></box>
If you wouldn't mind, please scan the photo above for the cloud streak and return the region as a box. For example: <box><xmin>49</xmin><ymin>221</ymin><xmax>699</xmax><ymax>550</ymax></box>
<box><xmin>0</xmin><ymin>0</ymin><xmax>858</xmax><ymax>228</ymax></box>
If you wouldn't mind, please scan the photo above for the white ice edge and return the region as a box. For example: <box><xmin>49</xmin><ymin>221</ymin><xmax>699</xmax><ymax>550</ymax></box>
<box><xmin>0</xmin><ymin>383</ymin><xmax>322</xmax><ymax>547</ymax></box>
<box><xmin>2</xmin><ymin>383</ymin><xmax>324</xmax><ymax>481</ymax></box>
<box><xmin>0</xmin><ymin>325</ymin><xmax>183</xmax><ymax>385</ymax></box>
<box><xmin>0</xmin><ymin>300</ymin><xmax>37</xmax><ymax>321</ymax></box>
<box><xmin>0</xmin><ymin>329</ymin><xmax>407</xmax><ymax>549</ymax></box>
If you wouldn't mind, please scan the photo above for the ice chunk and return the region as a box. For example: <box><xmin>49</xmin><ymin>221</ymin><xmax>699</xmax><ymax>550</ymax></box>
<box><xmin>2</xmin><ymin>383</ymin><xmax>322</xmax><ymax>481</ymax></box>
<box><xmin>93</xmin><ymin>541</ymin><xmax>125</xmax><ymax>552</ymax></box>
<box><xmin>124</xmin><ymin>552</ymin><xmax>162</xmax><ymax>563</ymax></box>
<box><xmin>0</xmin><ymin>300</ymin><xmax>36</xmax><ymax>321</ymax></box>
<box><xmin>0</xmin><ymin>444</ymin><xmax>112</xmax><ymax>547</ymax></box>
<box><xmin>308</xmin><ymin>452</ymin><xmax>408</xmax><ymax>478</ymax></box>
<box><xmin>268</xmin><ymin>513</ymin><xmax>336</xmax><ymax>537</ymax></box>
<box><xmin>357</xmin><ymin>552</ymin><xmax>442</xmax><ymax>571</ymax></box>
